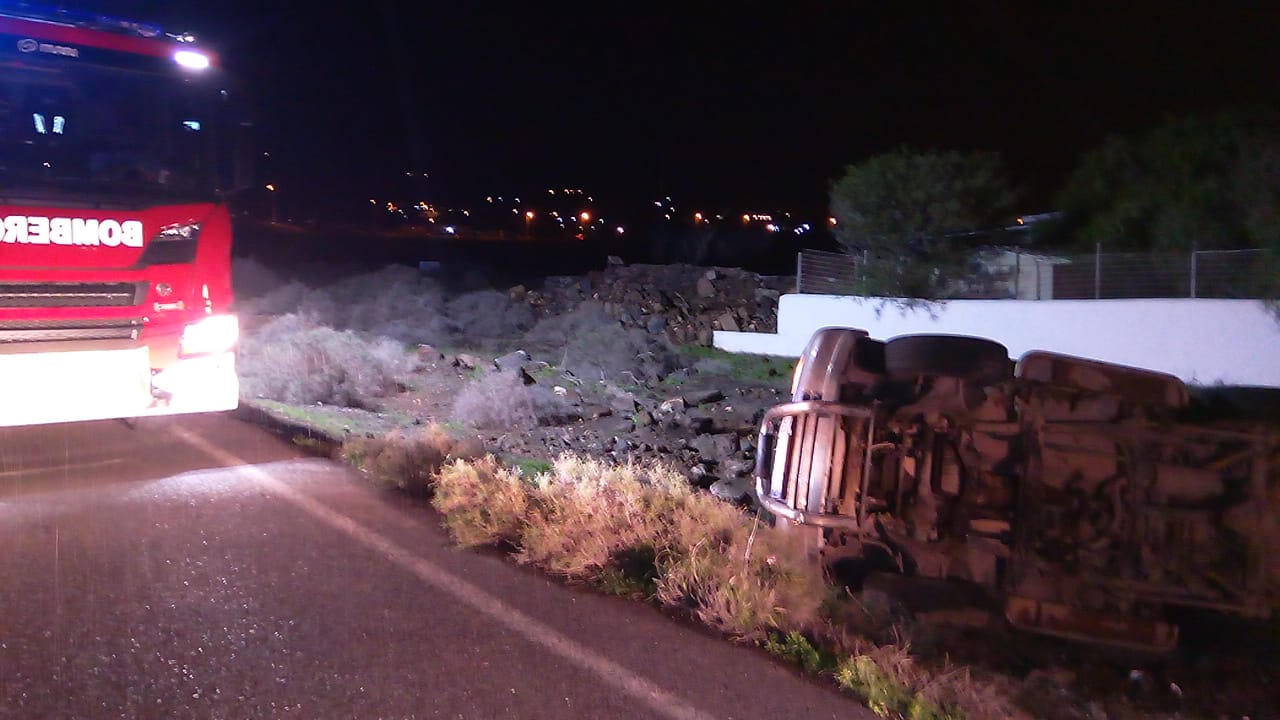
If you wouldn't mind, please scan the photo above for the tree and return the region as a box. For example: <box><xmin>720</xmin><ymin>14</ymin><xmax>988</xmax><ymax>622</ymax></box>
<box><xmin>829</xmin><ymin>148</ymin><xmax>1016</xmax><ymax>298</ymax></box>
<box><xmin>1042</xmin><ymin>109</ymin><xmax>1280</xmax><ymax>253</ymax></box>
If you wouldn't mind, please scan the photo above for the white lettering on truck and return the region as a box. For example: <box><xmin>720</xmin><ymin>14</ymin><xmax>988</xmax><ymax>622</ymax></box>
<box><xmin>0</xmin><ymin>216</ymin><xmax>144</xmax><ymax>248</ymax></box>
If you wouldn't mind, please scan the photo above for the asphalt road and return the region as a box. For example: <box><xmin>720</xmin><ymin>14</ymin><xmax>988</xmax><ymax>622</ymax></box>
<box><xmin>0</xmin><ymin>412</ymin><xmax>872</xmax><ymax>719</ymax></box>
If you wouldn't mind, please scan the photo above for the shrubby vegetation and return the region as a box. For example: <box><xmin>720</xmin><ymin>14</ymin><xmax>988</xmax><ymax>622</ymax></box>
<box><xmin>237</xmin><ymin>314</ymin><xmax>414</xmax><ymax>406</ymax></box>
<box><xmin>450</xmin><ymin>369</ymin><xmax>573</xmax><ymax>430</ymax></box>
<box><xmin>523</xmin><ymin>301</ymin><xmax>680</xmax><ymax>382</ymax></box>
<box><xmin>337</xmin><ymin>431</ymin><xmax>1026</xmax><ymax>720</ymax></box>
<box><xmin>235</xmin><ymin>265</ymin><xmax>675</xmax><ymax>412</ymax></box>
<box><xmin>829</xmin><ymin>148</ymin><xmax>1017</xmax><ymax>298</ymax></box>
<box><xmin>1038</xmin><ymin>108</ymin><xmax>1280</xmax><ymax>254</ymax></box>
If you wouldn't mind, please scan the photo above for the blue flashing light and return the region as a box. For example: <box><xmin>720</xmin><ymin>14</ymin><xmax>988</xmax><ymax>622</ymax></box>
<box><xmin>0</xmin><ymin>3</ymin><xmax>180</xmax><ymax>40</ymax></box>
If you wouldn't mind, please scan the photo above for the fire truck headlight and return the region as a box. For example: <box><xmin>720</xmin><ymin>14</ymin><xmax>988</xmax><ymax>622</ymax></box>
<box><xmin>173</xmin><ymin>50</ymin><xmax>210</xmax><ymax>70</ymax></box>
<box><xmin>180</xmin><ymin>315</ymin><xmax>238</xmax><ymax>357</ymax></box>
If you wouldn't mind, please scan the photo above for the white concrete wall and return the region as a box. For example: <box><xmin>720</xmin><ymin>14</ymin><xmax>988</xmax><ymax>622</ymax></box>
<box><xmin>715</xmin><ymin>294</ymin><xmax>1280</xmax><ymax>388</ymax></box>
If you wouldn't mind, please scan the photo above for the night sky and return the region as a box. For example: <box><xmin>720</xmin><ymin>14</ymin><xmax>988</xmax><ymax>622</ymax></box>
<box><xmin>92</xmin><ymin>2</ymin><xmax>1280</xmax><ymax>221</ymax></box>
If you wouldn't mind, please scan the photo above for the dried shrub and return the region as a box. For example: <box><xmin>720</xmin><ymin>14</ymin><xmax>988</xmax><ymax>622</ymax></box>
<box><xmin>446</xmin><ymin>289</ymin><xmax>535</xmax><ymax>347</ymax></box>
<box><xmin>310</xmin><ymin>265</ymin><xmax>452</xmax><ymax>345</ymax></box>
<box><xmin>655</xmin><ymin>495</ymin><xmax>827</xmax><ymax>641</ymax></box>
<box><xmin>516</xmin><ymin>457</ymin><xmax>691</xmax><ymax>580</ymax></box>
<box><xmin>523</xmin><ymin>302</ymin><xmax>678</xmax><ymax>382</ymax></box>
<box><xmin>432</xmin><ymin>456</ymin><xmax>532</xmax><ymax>548</ymax></box>
<box><xmin>239</xmin><ymin>313</ymin><xmax>413</xmax><ymax>407</ymax></box>
<box><xmin>342</xmin><ymin>424</ymin><xmax>480</xmax><ymax>495</ymax></box>
<box><xmin>450</xmin><ymin>369</ymin><xmax>573</xmax><ymax>430</ymax></box>
<box><xmin>830</xmin><ymin>633</ymin><xmax>1030</xmax><ymax>720</ymax></box>
<box><xmin>374</xmin><ymin>443</ymin><xmax>1032</xmax><ymax>719</ymax></box>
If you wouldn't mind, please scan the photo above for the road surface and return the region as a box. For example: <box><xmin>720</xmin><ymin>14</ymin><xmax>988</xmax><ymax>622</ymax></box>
<box><xmin>0</xmin><ymin>412</ymin><xmax>871</xmax><ymax>719</ymax></box>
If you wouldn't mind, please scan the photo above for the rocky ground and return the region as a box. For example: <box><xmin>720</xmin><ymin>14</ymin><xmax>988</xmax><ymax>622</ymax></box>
<box><xmin>239</xmin><ymin>259</ymin><xmax>797</xmax><ymax>503</ymax></box>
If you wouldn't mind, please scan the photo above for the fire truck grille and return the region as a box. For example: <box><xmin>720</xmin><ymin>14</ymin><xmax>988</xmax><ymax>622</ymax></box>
<box><xmin>0</xmin><ymin>282</ymin><xmax>144</xmax><ymax>308</ymax></box>
<box><xmin>0</xmin><ymin>318</ymin><xmax>144</xmax><ymax>343</ymax></box>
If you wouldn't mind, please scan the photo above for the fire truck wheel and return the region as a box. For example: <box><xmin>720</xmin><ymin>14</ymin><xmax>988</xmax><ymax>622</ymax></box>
<box><xmin>118</xmin><ymin>416</ymin><xmax>170</xmax><ymax>431</ymax></box>
<box><xmin>884</xmin><ymin>334</ymin><xmax>1012</xmax><ymax>385</ymax></box>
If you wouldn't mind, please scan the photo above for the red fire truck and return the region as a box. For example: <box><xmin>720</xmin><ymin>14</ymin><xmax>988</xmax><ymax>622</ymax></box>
<box><xmin>0</xmin><ymin>6</ymin><xmax>249</xmax><ymax>426</ymax></box>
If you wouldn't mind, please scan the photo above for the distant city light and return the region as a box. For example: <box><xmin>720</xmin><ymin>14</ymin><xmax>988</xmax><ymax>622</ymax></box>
<box><xmin>525</xmin><ymin>210</ymin><xmax>535</xmax><ymax>220</ymax></box>
<box><xmin>444</xmin><ymin>225</ymin><xmax>456</xmax><ymax>235</ymax></box>
<box><xmin>694</xmin><ymin>212</ymin><xmax>703</xmax><ymax>222</ymax></box>
<box><xmin>765</xmin><ymin>223</ymin><xmax>779</xmax><ymax>232</ymax></box>
<box><xmin>579</xmin><ymin>211</ymin><xmax>591</xmax><ymax>223</ymax></box>
<box><xmin>742</xmin><ymin>214</ymin><xmax>751</xmax><ymax>223</ymax></box>
<box><xmin>615</xmin><ymin>226</ymin><xmax>625</xmax><ymax>234</ymax></box>
<box><xmin>828</xmin><ymin>217</ymin><xmax>838</xmax><ymax>225</ymax></box>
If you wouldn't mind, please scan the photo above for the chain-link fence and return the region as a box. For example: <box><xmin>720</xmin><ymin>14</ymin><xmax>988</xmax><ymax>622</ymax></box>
<box><xmin>795</xmin><ymin>247</ymin><xmax>1275</xmax><ymax>300</ymax></box>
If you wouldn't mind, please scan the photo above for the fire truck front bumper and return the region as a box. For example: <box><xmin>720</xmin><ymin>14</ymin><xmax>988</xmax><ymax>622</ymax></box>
<box><xmin>0</xmin><ymin>344</ymin><xmax>238</xmax><ymax>427</ymax></box>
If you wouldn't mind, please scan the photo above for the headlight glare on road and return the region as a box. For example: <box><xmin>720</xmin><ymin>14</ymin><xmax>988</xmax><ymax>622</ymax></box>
<box><xmin>179</xmin><ymin>314</ymin><xmax>238</xmax><ymax>357</ymax></box>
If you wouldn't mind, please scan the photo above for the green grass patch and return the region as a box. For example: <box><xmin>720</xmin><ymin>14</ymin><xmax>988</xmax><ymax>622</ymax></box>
<box><xmin>763</xmin><ymin>630</ymin><xmax>837</xmax><ymax>674</ymax></box>
<box><xmin>509</xmin><ymin>456</ymin><xmax>554</xmax><ymax>478</ymax></box>
<box><xmin>249</xmin><ymin>398</ymin><xmax>419</xmax><ymax>439</ymax></box>
<box><xmin>835</xmin><ymin>653</ymin><xmax>960</xmax><ymax>720</ymax></box>
<box><xmin>679</xmin><ymin>345</ymin><xmax>794</xmax><ymax>386</ymax></box>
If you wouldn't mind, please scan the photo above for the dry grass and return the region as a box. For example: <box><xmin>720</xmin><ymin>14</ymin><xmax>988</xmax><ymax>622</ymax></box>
<box><xmin>430</xmin><ymin>452</ymin><xmax>826</xmax><ymax>640</ymax></box>
<box><xmin>826</xmin><ymin>629</ymin><xmax>1031</xmax><ymax>720</ymax></box>
<box><xmin>432</xmin><ymin>456</ymin><xmax>533</xmax><ymax>547</ymax></box>
<box><xmin>342</xmin><ymin>424</ymin><xmax>482</xmax><ymax>495</ymax></box>
<box><xmin>516</xmin><ymin>457</ymin><xmax>690</xmax><ymax>580</ymax></box>
<box><xmin>654</xmin><ymin>495</ymin><xmax>826</xmax><ymax>640</ymax></box>
<box><xmin>350</xmin><ymin>430</ymin><xmax>1034</xmax><ymax>719</ymax></box>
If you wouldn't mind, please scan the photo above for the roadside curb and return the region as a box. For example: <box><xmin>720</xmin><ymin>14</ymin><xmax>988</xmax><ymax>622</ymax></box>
<box><xmin>231</xmin><ymin>402</ymin><xmax>344</xmax><ymax>458</ymax></box>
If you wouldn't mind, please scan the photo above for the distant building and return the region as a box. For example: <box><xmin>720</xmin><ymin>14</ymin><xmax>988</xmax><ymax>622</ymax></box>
<box><xmin>955</xmin><ymin>247</ymin><xmax>1071</xmax><ymax>299</ymax></box>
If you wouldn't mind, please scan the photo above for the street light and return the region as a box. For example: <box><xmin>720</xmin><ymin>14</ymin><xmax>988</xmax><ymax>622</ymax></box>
<box><xmin>524</xmin><ymin>210</ymin><xmax>534</xmax><ymax>239</ymax></box>
<box><xmin>265</xmin><ymin>183</ymin><xmax>277</xmax><ymax>223</ymax></box>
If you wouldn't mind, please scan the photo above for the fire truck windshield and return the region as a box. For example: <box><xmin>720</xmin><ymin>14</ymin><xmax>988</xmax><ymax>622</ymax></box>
<box><xmin>0</xmin><ymin>62</ymin><xmax>220</xmax><ymax>203</ymax></box>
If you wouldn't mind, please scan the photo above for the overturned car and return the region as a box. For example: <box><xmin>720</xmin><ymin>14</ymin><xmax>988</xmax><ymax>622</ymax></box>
<box><xmin>754</xmin><ymin>328</ymin><xmax>1279</xmax><ymax>650</ymax></box>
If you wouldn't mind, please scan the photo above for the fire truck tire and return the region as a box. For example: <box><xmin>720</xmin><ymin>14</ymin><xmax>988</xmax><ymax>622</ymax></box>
<box><xmin>119</xmin><ymin>415</ymin><xmax>170</xmax><ymax>431</ymax></box>
<box><xmin>884</xmin><ymin>334</ymin><xmax>1012</xmax><ymax>385</ymax></box>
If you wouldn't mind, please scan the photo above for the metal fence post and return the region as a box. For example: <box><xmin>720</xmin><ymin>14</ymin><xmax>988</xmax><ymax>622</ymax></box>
<box><xmin>1094</xmin><ymin>242</ymin><xmax>1102</xmax><ymax>299</ymax></box>
<box><xmin>1014</xmin><ymin>252</ymin><xmax>1021</xmax><ymax>299</ymax></box>
<box><xmin>1190</xmin><ymin>246</ymin><xmax>1198</xmax><ymax>299</ymax></box>
<box><xmin>795</xmin><ymin>251</ymin><xmax>802</xmax><ymax>294</ymax></box>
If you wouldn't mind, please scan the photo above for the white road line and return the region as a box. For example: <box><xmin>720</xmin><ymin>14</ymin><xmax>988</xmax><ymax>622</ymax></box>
<box><xmin>0</xmin><ymin>458</ymin><xmax>124</xmax><ymax>478</ymax></box>
<box><xmin>173</xmin><ymin>427</ymin><xmax>716</xmax><ymax>720</ymax></box>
